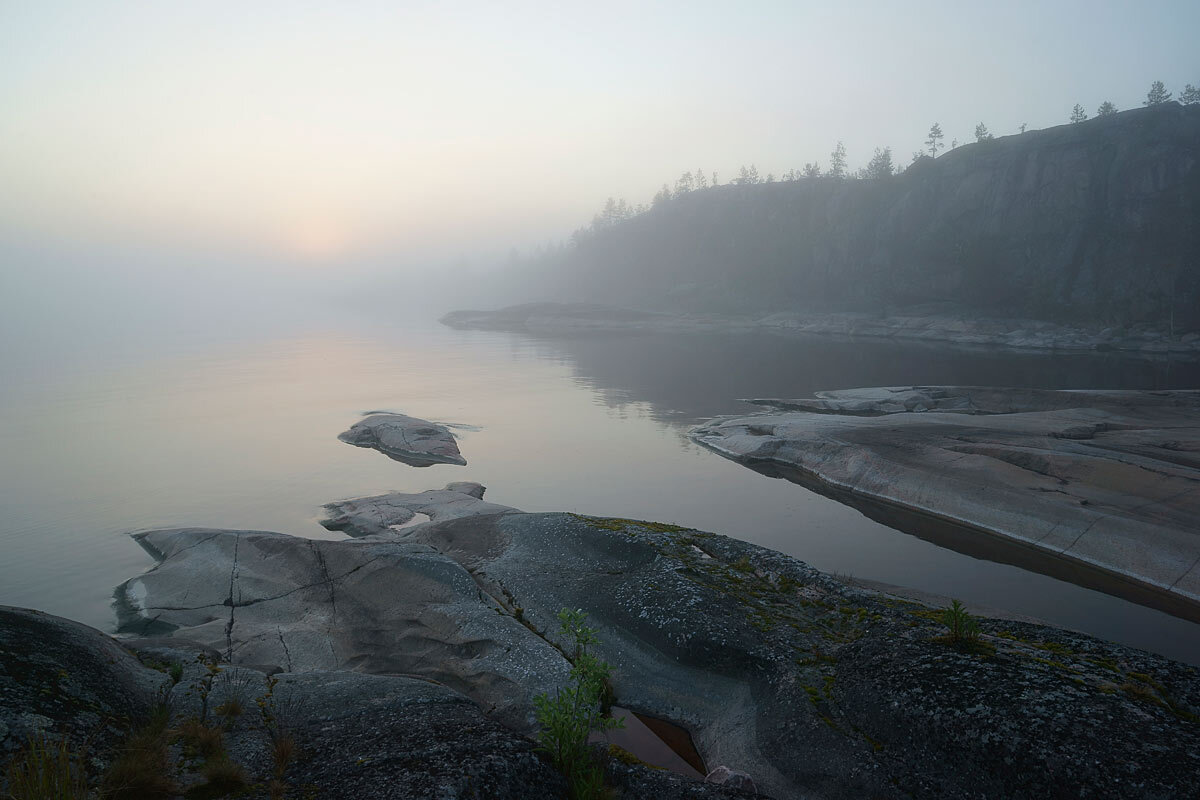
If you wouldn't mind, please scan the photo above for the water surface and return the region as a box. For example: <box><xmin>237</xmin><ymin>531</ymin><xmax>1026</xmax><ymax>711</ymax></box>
<box><xmin>3</xmin><ymin>304</ymin><xmax>1199</xmax><ymax>663</ymax></box>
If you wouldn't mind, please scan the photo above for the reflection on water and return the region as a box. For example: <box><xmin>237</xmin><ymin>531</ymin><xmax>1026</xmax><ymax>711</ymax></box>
<box><xmin>2</xmin><ymin>312</ymin><xmax>1200</xmax><ymax>665</ymax></box>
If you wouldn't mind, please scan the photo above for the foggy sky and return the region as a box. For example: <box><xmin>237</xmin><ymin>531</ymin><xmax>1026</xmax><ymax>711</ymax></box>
<box><xmin>2</xmin><ymin>0</ymin><xmax>1198</xmax><ymax>276</ymax></box>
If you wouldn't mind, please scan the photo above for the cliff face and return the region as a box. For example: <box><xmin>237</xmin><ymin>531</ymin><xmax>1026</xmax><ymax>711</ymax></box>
<box><xmin>550</xmin><ymin>104</ymin><xmax>1200</xmax><ymax>329</ymax></box>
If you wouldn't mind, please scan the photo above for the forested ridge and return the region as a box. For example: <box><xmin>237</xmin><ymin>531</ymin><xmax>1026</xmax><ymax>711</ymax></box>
<box><xmin>519</xmin><ymin>103</ymin><xmax>1200</xmax><ymax>330</ymax></box>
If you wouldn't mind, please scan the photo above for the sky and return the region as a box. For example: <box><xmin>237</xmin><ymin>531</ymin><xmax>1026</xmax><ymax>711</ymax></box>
<box><xmin>1</xmin><ymin>0</ymin><xmax>1198</xmax><ymax>278</ymax></box>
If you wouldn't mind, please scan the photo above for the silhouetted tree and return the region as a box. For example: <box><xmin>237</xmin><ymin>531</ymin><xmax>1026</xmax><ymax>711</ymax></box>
<box><xmin>1019</xmin><ymin>122</ymin><xmax>1028</xmax><ymax>133</ymax></box>
<box><xmin>864</xmin><ymin>147</ymin><xmax>894</xmax><ymax>179</ymax></box>
<box><xmin>925</xmin><ymin>123</ymin><xmax>944</xmax><ymax>157</ymax></box>
<box><xmin>652</xmin><ymin>184</ymin><xmax>672</xmax><ymax>207</ymax></box>
<box><xmin>802</xmin><ymin>162</ymin><xmax>821</xmax><ymax>178</ymax></box>
<box><xmin>1144</xmin><ymin>81</ymin><xmax>1172</xmax><ymax>105</ymax></box>
<box><xmin>1070</xmin><ymin>104</ymin><xmax>1088</xmax><ymax>123</ymax></box>
<box><xmin>733</xmin><ymin>164</ymin><xmax>761</xmax><ymax>185</ymax></box>
<box><xmin>765</xmin><ymin>173</ymin><xmax>776</xmax><ymax>183</ymax></box>
<box><xmin>974</xmin><ymin>122</ymin><xmax>993</xmax><ymax>141</ymax></box>
<box><xmin>828</xmin><ymin>141</ymin><xmax>847</xmax><ymax>178</ymax></box>
<box><xmin>1096</xmin><ymin>101</ymin><xmax>1118</xmax><ymax>116</ymax></box>
<box><xmin>675</xmin><ymin>171</ymin><xmax>695</xmax><ymax>194</ymax></box>
<box><xmin>695</xmin><ymin>170</ymin><xmax>708</xmax><ymax>189</ymax></box>
<box><xmin>1181</xmin><ymin>84</ymin><xmax>1200</xmax><ymax>105</ymax></box>
<box><xmin>951</xmin><ymin>139</ymin><xmax>958</xmax><ymax>149</ymax></box>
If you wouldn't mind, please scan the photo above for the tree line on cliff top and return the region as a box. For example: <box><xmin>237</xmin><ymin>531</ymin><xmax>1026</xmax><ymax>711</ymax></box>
<box><xmin>569</xmin><ymin>79</ymin><xmax>1199</xmax><ymax>242</ymax></box>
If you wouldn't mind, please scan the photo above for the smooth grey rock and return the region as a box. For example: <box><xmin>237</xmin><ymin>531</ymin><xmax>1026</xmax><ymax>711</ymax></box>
<box><xmin>693</xmin><ymin>387</ymin><xmax>1200</xmax><ymax>612</ymax></box>
<box><xmin>321</xmin><ymin>482</ymin><xmax>516</xmax><ymax>538</ymax></box>
<box><xmin>0</xmin><ymin>606</ymin><xmax>170</xmax><ymax>768</ymax></box>
<box><xmin>338</xmin><ymin>412</ymin><xmax>467</xmax><ymax>467</ymax></box>
<box><xmin>115</xmin><ymin>527</ymin><xmax>569</xmax><ymax>732</ymax></box>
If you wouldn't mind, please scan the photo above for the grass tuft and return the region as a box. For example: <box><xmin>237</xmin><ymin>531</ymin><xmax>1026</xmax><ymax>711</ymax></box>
<box><xmin>5</xmin><ymin>733</ymin><xmax>89</xmax><ymax>800</ymax></box>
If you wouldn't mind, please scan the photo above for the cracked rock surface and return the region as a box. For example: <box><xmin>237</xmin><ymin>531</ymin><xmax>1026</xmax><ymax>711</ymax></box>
<box><xmin>338</xmin><ymin>412</ymin><xmax>467</xmax><ymax>467</ymax></box>
<box><xmin>692</xmin><ymin>386</ymin><xmax>1200</xmax><ymax>613</ymax></box>
<box><xmin>114</xmin><ymin>521</ymin><xmax>569</xmax><ymax>732</ymax></box>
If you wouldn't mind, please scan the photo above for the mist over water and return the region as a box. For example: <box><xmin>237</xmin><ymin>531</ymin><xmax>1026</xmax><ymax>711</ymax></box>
<box><xmin>3</xmin><ymin>255</ymin><xmax>1199</xmax><ymax>664</ymax></box>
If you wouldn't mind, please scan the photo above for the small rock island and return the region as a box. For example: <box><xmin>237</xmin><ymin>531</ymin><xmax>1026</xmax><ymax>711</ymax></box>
<box><xmin>338</xmin><ymin>412</ymin><xmax>467</xmax><ymax>467</ymax></box>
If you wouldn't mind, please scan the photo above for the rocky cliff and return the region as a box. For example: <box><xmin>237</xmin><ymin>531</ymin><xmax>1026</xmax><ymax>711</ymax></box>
<box><xmin>543</xmin><ymin>104</ymin><xmax>1200</xmax><ymax>330</ymax></box>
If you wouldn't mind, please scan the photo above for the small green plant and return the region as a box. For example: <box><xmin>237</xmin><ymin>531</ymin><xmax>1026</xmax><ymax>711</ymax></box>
<box><xmin>169</xmin><ymin>662</ymin><xmax>184</xmax><ymax>685</ymax></box>
<box><xmin>942</xmin><ymin>600</ymin><xmax>981</xmax><ymax>645</ymax></box>
<box><xmin>5</xmin><ymin>733</ymin><xmax>89</xmax><ymax>800</ymax></box>
<box><xmin>534</xmin><ymin>608</ymin><xmax>622</xmax><ymax>800</ymax></box>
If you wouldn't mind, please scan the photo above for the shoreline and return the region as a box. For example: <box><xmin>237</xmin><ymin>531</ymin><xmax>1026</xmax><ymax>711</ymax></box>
<box><xmin>441</xmin><ymin>303</ymin><xmax>1200</xmax><ymax>358</ymax></box>
<box><xmin>689</xmin><ymin>386</ymin><xmax>1200</xmax><ymax>630</ymax></box>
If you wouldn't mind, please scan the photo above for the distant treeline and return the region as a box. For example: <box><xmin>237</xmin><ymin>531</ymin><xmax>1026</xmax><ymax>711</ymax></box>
<box><xmin>548</xmin><ymin>80</ymin><xmax>1200</xmax><ymax>248</ymax></box>
<box><xmin>508</xmin><ymin>101</ymin><xmax>1200</xmax><ymax>331</ymax></box>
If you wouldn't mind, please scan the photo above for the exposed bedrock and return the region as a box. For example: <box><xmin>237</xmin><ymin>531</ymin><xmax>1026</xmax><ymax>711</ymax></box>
<box><xmin>115</xmin><ymin>485</ymin><xmax>1200</xmax><ymax>798</ymax></box>
<box><xmin>338</xmin><ymin>412</ymin><xmax>467</xmax><ymax>467</ymax></box>
<box><xmin>0</xmin><ymin>606</ymin><xmax>170</xmax><ymax>768</ymax></box>
<box><xmin>320</xmin><ymin>482</ymin><xmax>517</xmax><ymax>538</ymax></box>
<box><xmin>693</xmin><ymin>386</ymin><xmax>1200</xmax><ymax>615</ymax></box>
<box><xmin>114</xmin><ymin>523</ymin><xmax>570</xmax><ymax>732</ymax></box>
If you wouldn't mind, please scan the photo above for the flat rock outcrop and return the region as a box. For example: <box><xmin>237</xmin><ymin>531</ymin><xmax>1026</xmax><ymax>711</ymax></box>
<box><xmin>321</xmin><ymin>482</ymin><xmax>516</xmax><ymax>538</ymax></box>
<box><xmin>115</xmin><ymin>524</ymin><xmax>569</xmax><ymax>732</ymax></box>
<box><xmin>113</xmin><ymin>483</ymin><xmax>1200</xmax><ymax>798</ymax></box>
<box><xmin>338</xmin><ymin>412</ymin><xmax>467</xmax><ymax>467</ymax></box>
<box><xmin>692</xmin><ymin>386</ymin><xmax>1200</xmax><ymax>615</ymax></box>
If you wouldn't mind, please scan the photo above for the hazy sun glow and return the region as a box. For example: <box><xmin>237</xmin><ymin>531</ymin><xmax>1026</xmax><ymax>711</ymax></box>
<box><xmin>1</xmin><ymin>1</ymin><xmax>1198</xmax><ymax>275</ymax></box>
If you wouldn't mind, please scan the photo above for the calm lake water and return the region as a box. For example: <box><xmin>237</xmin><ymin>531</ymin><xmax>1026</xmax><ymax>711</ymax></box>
<box><xmin>3</xmin><ymin>298</ymin><xmax>1200</xmax><ymax>663</ymax></box>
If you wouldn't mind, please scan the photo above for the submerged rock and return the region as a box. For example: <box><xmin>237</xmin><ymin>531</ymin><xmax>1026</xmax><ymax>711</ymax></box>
<box><xmin>338</xmin><ymin>412</ymin><xmax>467</xmax><ymax>467</ymax></box>
<box><xmin>693</xmin><ymin>386</ymin><xmax>1200</xmax><ymax>616</ymax></box>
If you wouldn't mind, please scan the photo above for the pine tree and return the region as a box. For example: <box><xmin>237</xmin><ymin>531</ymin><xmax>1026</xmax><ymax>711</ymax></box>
<box><xmin>974</xmin><ymin>122</ymin><xmax>993</xmax><ymax>142</ymax></box>
<box><xmin>1070</xmin><ymin>104</ymin><xmax>1088</xmax><ymax>123</ymax></box>
<box><xmin>802</xmin><ymin>162</ymin><xmax>821</xmax><ymax>178</ymax></box>
<box><xmin>1144</xmin><ymin>80</ymin><xmax>1172</xmax><ymax>105</ymax></box>
<box><xmin>925</xmin><ymin>123</ymin><xmax>944</xmax><ymax>158</ymax></box>
<box><xmin>864</xmin><ymin>147</ymin><xmax>894</xmax><ymax>179</ymax></box>
<box><xmin>828</xmin><ymin>141</ymin><xmax>848</xmax><ymax>178</ymax></box>
<box><xmin>1096</xmin><ymin>101</ymin><xmax>1118</xmax><ymax>116</ymax></box>
<box><xmin>1181</xmin><ymin>84</ymin><xmax>1200</xmax><ymax>105</ymax></box>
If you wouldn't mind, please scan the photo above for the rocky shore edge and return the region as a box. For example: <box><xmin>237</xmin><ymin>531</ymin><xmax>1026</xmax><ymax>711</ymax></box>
<box><xmin>441</xmin><ymin>302</ymin><xmax>1200</xmax><ymax>357</ymax></box>
<box><xmin>691</xmin><ymin>386</ymin><xmax>1200</xmax><ymax>624</ymax></box>
<box><xmin>5</xmin><ymin>481</ymin><xmax>1200</xmax><ymax>798</ymax></box>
